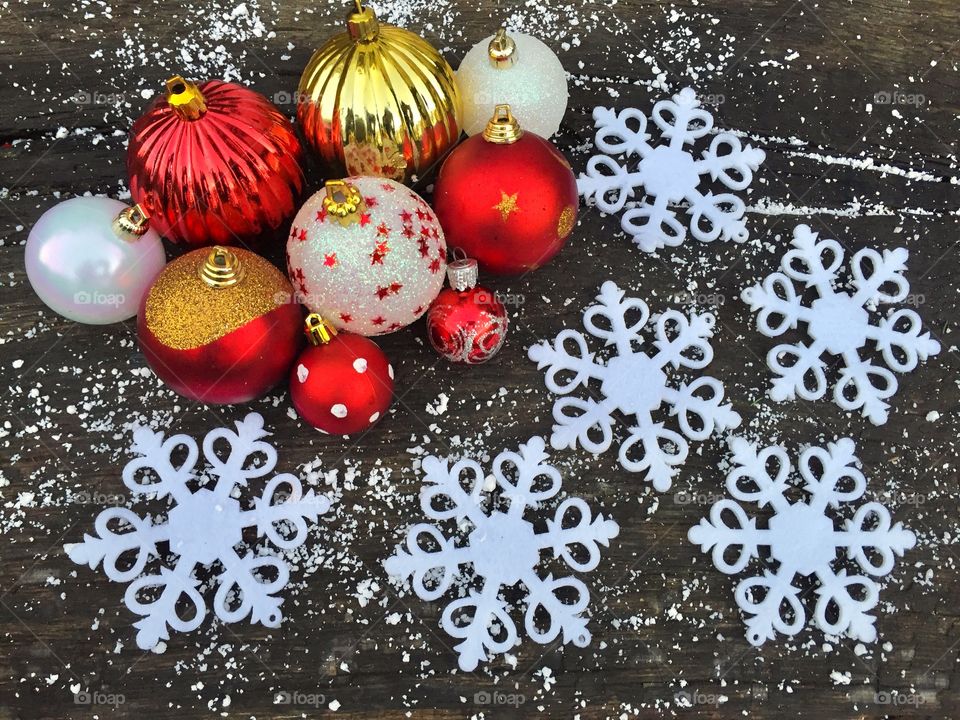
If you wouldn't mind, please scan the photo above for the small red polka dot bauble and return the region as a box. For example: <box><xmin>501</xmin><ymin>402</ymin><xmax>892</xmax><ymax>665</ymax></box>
<box><xmin>289</xmin><ymin>314</ymin><xmax>394</xmax><ymax>435</ymax></box>
<box><xmin>286</xmin><ymin>177</ymin><xmax>447</xmax><ymax>336</ymax></box>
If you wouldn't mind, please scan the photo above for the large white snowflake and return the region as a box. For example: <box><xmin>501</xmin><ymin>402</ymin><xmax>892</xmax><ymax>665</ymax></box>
<box><xmin>66</xmin><ymin>413</ymin><xmax>330</xmax><ymax>650</ymax></box>
<box><xmin>742</xmin><ymin>224</ymin><xmax>941</xmax><ymax>425</ymax></box>
<box><xmin>688</xmin><ymin>437</ymin><xmax>915</xmax><ymax>646</ymax></box>
<box><xmin>578</xmin><ymin>87</ymin><xmax>765</xmax><ymax>253</ymax></box>
<box><xmin>528</xmin><ymin>281</ymin><xmax>741</xmax><ymax>491</ymax></box>
<box><xmin>384</xmin><ymin>437</ymin><xmax>618</xmax><ymax>671</ymax></box>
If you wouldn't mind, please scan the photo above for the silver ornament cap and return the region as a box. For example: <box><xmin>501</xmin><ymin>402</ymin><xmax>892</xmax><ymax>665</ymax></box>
<box><xmin>447</xmin><ymin>258</ymin><xmax>478</xmax><ymax>291</ymax></box>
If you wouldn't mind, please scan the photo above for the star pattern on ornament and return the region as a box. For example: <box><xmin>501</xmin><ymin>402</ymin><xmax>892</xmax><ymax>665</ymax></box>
<box><xmin>370</xmin><ymin>240</ymin><xmax>391</xmax><ymax>265</ymax></box>
<box><xmin>578</xmin><ymin>88</ymin><xmax>765</xmax><ymax>254</ymax></box>
<box><xmin>493</xmin><ymin>190</ymin><xmax>521</xmax><ymax>221</ymax></box>
<box><xmin>66</xmin><ymin>413</ymin><xmax>331</xmax><ymax>650</ymax></box>
<box><xmin>375</xmin><ymin>282</ymin><xmax>404</xmax><ymax>300</ymax></box>
<box><xmin>292</xmin><ymin>267</ymin><xmax>307</xmax><ymax>294</ymax></box>
<box><xmin>528</xmin><ymin>281</ymin><xmax>741</xmax><ymax>491</ymax></box>
<box><xmin>689</xmin><ymin>437</ymin><xmax>916</xmax><ymax>646</ymax></box>
<box><xmin>742</xmin><ymin>224</ymin><xmax>941</xmax><ymax>425</ymax></box>
<box><xmin>316</xmin><ymin>208</ymin><xmax>328</xmax><ymax>223</ymax></box>
<box><xmin>371</xmin><ymin>316</ymin><xmax>386</xmax><ymax>326</ymax></box>
<box><xmin>418</xmin><ymin>237</ymin><xmax>430</xmax><ymax>257</ymax></box>
<box><xmin>323</xmin><ymin>253</ymin><xmax>338</xmax><ymax>268</ymax></box>
<box><xmin>340</xmin><ymin>312</ymin><xmax>353</xmax><ymax>324</ymax></box>
<box><xmin>429</xmin><ymin>258</ymin><xmax>442</xmax><ymax>274</ymax></box>
<box><xmin>381</xmin><ymin>183</ymin><xmax>396</xmax><ymax>193</ymax></box>
<box><xmin>359</xmin><ymin>212</ymin><xmax>372</xmax><ymax>227</ymax></box>
<box><xmin>385</xmin><ymin>438</ymin><xmax>618</xmax><ymax>671</ymax></box>
<box><xmin>376</xmin><ymin>222</ymin><xmax>391</xmax><ymax>237</ymax></box>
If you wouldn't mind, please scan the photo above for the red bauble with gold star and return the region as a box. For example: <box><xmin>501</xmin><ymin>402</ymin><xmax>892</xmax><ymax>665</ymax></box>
<box><xmin>286</xmin><ymin>177</ymin><xmax>447</xmax><ymax>336</ymax></box>
<box><xmin>432</xmin><ymin>104</ymin><xmax>578</xmax><ymax>275</ymax></box>
<box><xmin>427</xmin><ymin>258</ymin><xmax>508</xmax><ymax>364</ymax></box>
<box><xmin>290</xmin><ymin>314</ymin><xmax>394</xmax><ymax>435</ymax></box>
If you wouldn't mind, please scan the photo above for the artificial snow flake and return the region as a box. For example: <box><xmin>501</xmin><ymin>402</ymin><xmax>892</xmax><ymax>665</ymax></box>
<box><xmin>528</xmin><ymin>281</ymin><xmax>741</xmax><ymax>491</ymax></box>
<box><xmin>578</xmin><ymin>87</ymin><xmax>765</xmax><ymax>253</ymax></box>
<box><xmin>66</xmin><ymin>413</ymin><xmax>330</xmax><ymax>650</ymax></box>
<box><xmin>742</xmin><ymin>224</ymin><xmax>941</xmax><ymax>425</ymax></box>
<box><xmin>688</xmin><ymin>437</ymin><xmax>915</xmax><ymax>646</ymax></box>
<box><xmin>384</xmin><ymin>437</ymin><xmax>618</xmax><ymax>671</ymax></box>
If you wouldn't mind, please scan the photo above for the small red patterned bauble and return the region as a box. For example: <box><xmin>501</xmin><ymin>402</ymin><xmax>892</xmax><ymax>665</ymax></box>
<box><xmin>427</xmin><ymin>258</ymin><xmax>508</xmax><ymax>364</ymax></box>
<box><xmin>138</xmin><ymin>246</ymin><xmax>303</xmax><ymax>404</ymax></box>
<box><xmin>432</xmin><ymin>104</ymin><xmax>577</xmax><ymax>275</ymax></box>
<box><xmin>290</xmin><ymin>314</ymin><xmax>394</xmax><ymax>435</ymax></box>
<box><xmin>128</xmin><ymin>75</ymin><xmax>304</xmax><ymax>247</ymax></box>
<box><xmin>286</xmin><ymin>177</ymin><xmax>447</xmax><ymax>336</ymax></box>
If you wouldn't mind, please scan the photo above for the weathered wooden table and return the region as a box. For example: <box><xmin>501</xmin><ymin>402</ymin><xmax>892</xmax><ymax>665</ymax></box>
<box><xmin>1</xmin><ymin>0</ymin><xmax>958</xmax><ymax>717</ymax></box>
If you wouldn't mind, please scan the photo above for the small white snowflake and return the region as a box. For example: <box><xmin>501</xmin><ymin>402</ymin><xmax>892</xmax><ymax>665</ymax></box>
<box><xmin>384</xmin><ymin>437</ymin><xmax>618</xmax><ymax>671</ymax></box>
<box><xmin>578</xmin><ymin>87</ymin><xmax>765</xmax><ymax>253</ymax></box>
<box><xmin>742</xmin><ymin>224</ymin><xmax>941</xmax><ymax>424</ymax></box>
<box><xmin>66</xmin><ymin>413</ymin><xmax>330</xmax><ymax>650</ymax></box>
<box><xmin>688</xmin><ymin>437</ymin><xmax>915</xmax><ymax>646</ymax></box>
<box><xmin>528</xmin><ymin>281</ymin><xmax>741</xmax><ymax>491</ymax></box>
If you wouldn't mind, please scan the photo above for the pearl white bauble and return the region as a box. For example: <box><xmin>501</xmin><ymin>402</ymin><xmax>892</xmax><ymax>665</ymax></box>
<box><xmin>25</xmin><ymin>197</ymin><xmax>167</xmax><ymax>324</ymax></box>
<box><xmin>456</xmin><ymin>31</ymin><xmax>569</xmax><ymax>138</ymax></box>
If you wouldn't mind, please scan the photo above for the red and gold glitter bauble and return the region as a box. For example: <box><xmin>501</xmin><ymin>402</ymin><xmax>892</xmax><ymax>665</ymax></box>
<box><xmin>128</xmin><ymin>76</ymin><xmax>304</xmax><ymax>247</ymax></box>
<box><xmin>286</xmin><ymin>177</ymin><xmax>447</xmax><ymax>336</ymax></box>
<box><xmin>432</xmin><ymin>104</ymin><xmax>578</xmax><ymax>275</ymax></box>
<box><xmin>138</xmin><ymin>246</ymin><xmax>302</xmax><ymax>404</ymax></box>
<box><xmin>427</xmin><ymin>258</ymin><xmax>508</xmax><ymax>364</ymax></box>
<box><xmin>290</xmin><ymin>314</ymin><xmax>394</xmax><ymax>435</ymax></box>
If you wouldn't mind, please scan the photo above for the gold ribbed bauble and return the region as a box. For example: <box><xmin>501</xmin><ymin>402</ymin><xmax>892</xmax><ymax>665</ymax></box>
<box><xmin>296</xmin><ymin>1</ymin><xmax>463</xmax><ymax>185</ymax></box>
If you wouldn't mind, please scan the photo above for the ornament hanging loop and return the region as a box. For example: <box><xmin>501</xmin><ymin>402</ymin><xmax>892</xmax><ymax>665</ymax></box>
<box><xmin>446</xmin><ymin>257</ymin><xmax>479</xmax><ymax>291</ymax></box>
<box><xmin>323</xmin><ymin>180</ymin><xmax>367</xmax><ymax>226</ymax></box>
<box><xmin>166</xmin><ymin>75</ymin><xmax>207</xmax><ymax>120</ymax></box>
<box><xmin>488</xmin><ymin>27</ymin><xmax>518</xmax><ymax>69</ymax></box>
<box><xmin>112</xmin><ymin>204</ymin><xmax>151</xmax><ymax>242</ymax></box>
<box><xmin>483</xmin><ymin>104</ymin><xmax>523</xmax><ymax>144</ymax></box>
<box><xmin>199</xmin><ymin>246</ymin><xmax>245</xmax><ymax>288</ymax></box>
<box><xmin>346</xmin><ymin>0</ymin><xmax>380</xmax><ymax>41</ymax></box>
<box><xmin>304</xmin><ymin>313</ymin><xmax>338</xmax><ymax>346</ymax></box>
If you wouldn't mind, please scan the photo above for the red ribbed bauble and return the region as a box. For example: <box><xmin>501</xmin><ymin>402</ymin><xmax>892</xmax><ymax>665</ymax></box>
<box><xmin>138</xmin><ymin>246</ymin><xmax>303</xmax><ymax>404</ymax></box>
<box><xmin>427</xmin><ymin>258</ymin><xmax>508</xmax><ymax>364</ymax></box>
<box><xmin>290</xmin><ymin>315</ymin><xmax>394</xmax><ymax>435</ymax></box>
<box><xmin>432</xmin><ymin>104</ymin><xmax>578</xmax><ymax>275</ymax></box>
<box><xmin>128</xmin><ymin>75</ymin><xmax>304</xmax><ymax>247</ymax></box>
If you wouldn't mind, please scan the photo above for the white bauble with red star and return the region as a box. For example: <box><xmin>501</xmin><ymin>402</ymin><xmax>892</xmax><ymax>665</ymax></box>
<box><xmin>286</xmin><ymin>177</ymin><xmax>447</xmax><ymax>336</ymax></box>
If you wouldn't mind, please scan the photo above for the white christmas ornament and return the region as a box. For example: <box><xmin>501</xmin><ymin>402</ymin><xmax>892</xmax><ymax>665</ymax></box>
<box><xmin>66</xmin><ymin>413</ymin><xmax>330</xmax><ymax>650</ymax></box>
<box><xmin>578</xmin><ymin>88</ymin><xmax>765</xmax><ymax>254</ymax></box>
<box><xmin>528</xmin><ymin>281</ymin><xmax>741</xmax><ymax>491</ymax></box>
<box><xmin>742</xmin><ymin>224</ymin><xmax>941</xmax><ymax>425</ymax></box>
<box><xmin>689</xmin><ymin>437</ymin><xmax>915</xmax><ymax>646</ymax></box>
<box><xmin>286</xmin><ymin>177</ymin><xmax>447</xmax><ymax>336</ymax></box>
<box><xmin>384</xmin><ymin>437</ymin><xmax>618</xmax><ymax>671</ymax></box>
<box><xmin>456</xmin><ymin>28</ymin><xmax>568</xmax><ymax>138</ymax></box>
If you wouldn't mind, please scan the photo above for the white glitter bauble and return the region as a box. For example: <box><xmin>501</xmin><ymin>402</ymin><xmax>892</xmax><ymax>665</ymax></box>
<box><xmin>456</xmin><ymin>30</ymin><xmax>569</xmax><ymax>138</ymax></box>
<box><xmin>286</xmin><ymin>177</ymin><xmax>447</xmax><ymax>336</ymax></box>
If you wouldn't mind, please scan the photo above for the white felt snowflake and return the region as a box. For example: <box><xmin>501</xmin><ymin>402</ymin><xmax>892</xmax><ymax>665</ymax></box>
<box><xmin>688</xmin><ymin>437</ymin><xmax>915</xmax><ymax>646</ymax></box>
<box><xmin>528</xmin><ymin>281</ymin><xmax>741</xmax><ymax>491</ymax></box>
<box><xmin>384</xmin><ymin>437</ymin><xmax>618</xmax><ymax>671</ymax></box>
<box><xmin>578</xmin><ymin>87</ymin><xmax>765</xmax><ymax>253</ymax></box>
<box><xmin>66</xmin><ymin>413</ymin><xmax>330</xmax><ymax>650</ymax></box>
<box><xmin>742</xmin><ymin>224</ymin><xmax>941</xmax><ymax>425</ymax></box>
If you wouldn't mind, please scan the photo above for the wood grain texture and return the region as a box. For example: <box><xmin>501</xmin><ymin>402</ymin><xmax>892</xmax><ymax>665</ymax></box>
<box><xmin>0</xmin><ymin>0</ymin><xmax>958</xmax><ymax>718</ymax></box>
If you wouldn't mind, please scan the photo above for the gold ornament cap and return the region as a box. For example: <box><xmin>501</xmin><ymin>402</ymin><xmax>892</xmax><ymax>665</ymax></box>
<box><xmin>166</xmin><ymin>75</ymin><xmax>207</xmax><ymax>121</ymax></box>
<box><xmin>199</xmin><ymin>246</ymin><xmax>245</xmax><ymax>288</ymax></box>
<box><xmin>322</xmin><ymin>180</ymin><xmax>368</xmax><ymax>227</ymax></box>
<box><xmin>346</xmin><ymin>0</ymin><xmax>380</xmax><ymax>42</ymax></box>
<box><xmin>482</xmin><ymin>104</ymin><xmax>523</xmax><ymax>144</ymax></box>
<box><xmin>304</xmin><ymin>313</ymin><xmax>339</xmax><ymax>346</ymax></box>
<box><xmin>446</xmin><ymin>258</ymin><xmax>478</xmax><ymax>291</ymax></box>
<box><xmin>112</xmin><ymin>204</ymin><xmax>150</xmax><ymax>242</ymax></box>
<box><xmin>488</xmin><ymin>28</ymin><xmax>518</xmax><ymax>69</ymax></box>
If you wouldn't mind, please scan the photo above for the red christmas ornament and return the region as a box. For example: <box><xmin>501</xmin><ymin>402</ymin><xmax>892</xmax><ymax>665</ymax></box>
<box><xmin>427</xmin><ymin>258</ymin><xmax>508</xmax><ymax>364</ymax></box>
<box><xmin>432</xmin><ymin>104</ymin><xmax>578</xmax><ymax>275</ymax></box>
<box><xmin>138</xmin><ymin>246</ymin><xmax>303</xmax><ymax>404</ymax></box>
<box><xmin>128</xmin><ymin>75</ymin><xmax>304</xmax><ymax>247</ymax></box>
<box><xmin>290</xmin><ymin>314</ymin><xmax>394</xmax><ymax>435</ymax></box>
